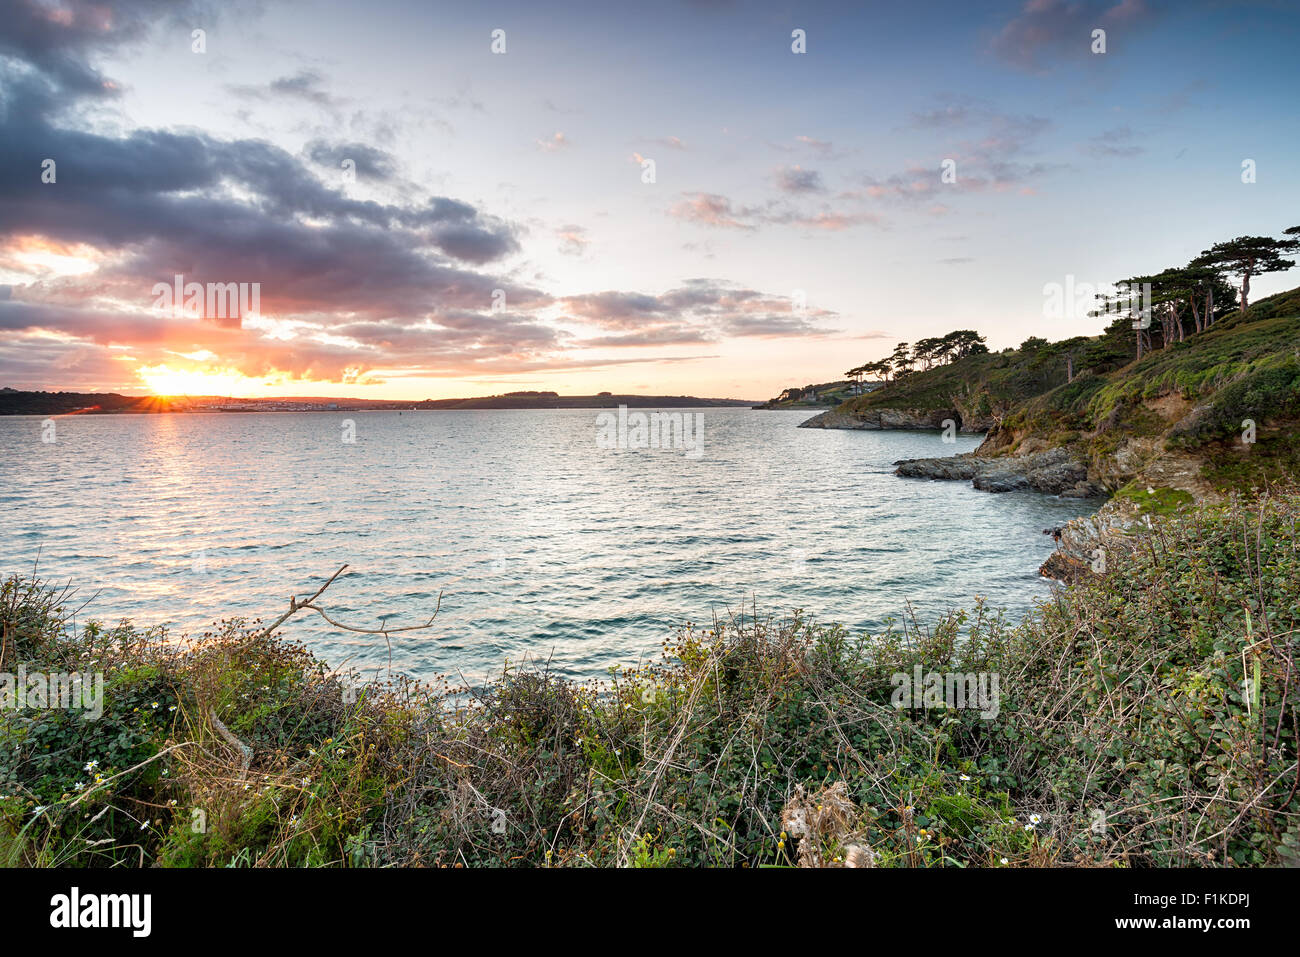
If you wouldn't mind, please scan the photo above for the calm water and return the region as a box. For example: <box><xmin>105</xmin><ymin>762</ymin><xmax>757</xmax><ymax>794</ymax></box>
<box><xmin>1</xmin><ymin>409</ymin><xmax>1097</xmax><ymax>683</ymax></box>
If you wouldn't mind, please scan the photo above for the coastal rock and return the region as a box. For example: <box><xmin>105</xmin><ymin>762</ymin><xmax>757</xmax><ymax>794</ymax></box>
<box><xmin>798</xmin><ymin>407</ymin><xmax>967</xmax><ymax>431</ymax></box>
<box><xmin>1039</xmin><ymin>496</ymin><xmax>1143</xmax><ymax>581</ymax></box>
<box><xmin>894</xmin><ymin>447</ymin><xmax>1106</xmax><ymax>498</ymax></box>
<box><xmin>894</xmin><ymin>456</ymin><xmax>980</xmax><ymax>480</ymax></box>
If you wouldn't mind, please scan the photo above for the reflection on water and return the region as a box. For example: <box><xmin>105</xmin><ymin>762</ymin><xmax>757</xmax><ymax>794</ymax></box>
<box><xmin>0</xmin><ymin>409</ymin><xmax>1098</xmax><ymax>682</ymax></box>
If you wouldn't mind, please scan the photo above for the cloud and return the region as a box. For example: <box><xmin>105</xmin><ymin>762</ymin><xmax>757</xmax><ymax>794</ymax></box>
<box><xmin>561</xmin><ymin>279</ymin><xmax>839</xmax><ymax>344</ymax></box>
<box><xmin>0</xmin><ymin>0</ymin><xmax>844</xmax><ymax>392</ymax></box>
<box><xmin>774</xmin><ymin>165</ymin><xmax>826</xmax><ymax>194</ymax></box>
<box><xmin>990</xmin><ymin>0</ymin><xmax>1152</xmax><ymax>71</ymax></box>
<box><xmin>229</xmin><ymin>70</ymin><xmax>342</xmax><ymax>109</ymax></box>
<box><xmin>304</xmin><ymin>140</ymin><xmax>400</xmax><ymax>181</ymax></box>
<box><xmin>669</xmin><ymin>192</ymin><xmax>880</xmax><ymax>232</ymax></box>
<box><xmin>1085</xmin><ymin>126</ymin><xmax>1145</xmax><ymax>157</ymax></box>
<box><xmin>536</xmin><ymin>132</ymin><xmax>569</xmax><ymax>152</ymax></box>
<box><xmin>669</xmin><ymin>193</ymin><xmax>762</xmax><ymax>230</ymax></box>
<box><xmin>556</xmin><ymin>224</ymin><xmax>590</xmax><ymax>256</ymax></box>
<box><xmin>854</xmin><ymin>105</ymin><xmax>1056</xmax><ymax>201</ymax></box>
<box><xmin>794</xmin><ymin>135</ymin><xmax>835</xmax><ymax>157</ymax></box>
<box><xmin>0</xmin><ymin>0</ymin><xmax>190</xmax><ymax>100</ymax></box>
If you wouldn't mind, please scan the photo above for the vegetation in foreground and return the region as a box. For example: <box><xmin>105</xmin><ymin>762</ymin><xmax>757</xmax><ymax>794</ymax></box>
<box><xmin>2</xmin><ymin>489</ymin><xmax>1298</xmax><ymax>868</ymax></box>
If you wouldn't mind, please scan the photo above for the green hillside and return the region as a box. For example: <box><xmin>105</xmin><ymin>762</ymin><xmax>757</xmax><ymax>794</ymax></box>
<box><xmin>827</xmin><ymin>285</ymin><xmax>1300</xmax><ymax>495</ymax></box>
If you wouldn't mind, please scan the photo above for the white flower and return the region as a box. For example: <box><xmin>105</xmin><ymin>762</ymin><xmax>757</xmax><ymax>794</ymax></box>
<box><xmin>1029</xmin><ymin>813</ymin><xmax>1042</xmax><ymax>825</ymax></box>
<box><xmin>1024</xmin><ymin>823</ymin><xmax>1035</xmax><ymax>831</ymax></box>
<box><xmin>83</xmin><ymin>760</ymin><xmax>99</xmax><ymax>772</ymax></box>
<box><xmin>1000</xmin><ymin>857</ymin><xmax>1009</xmax><ymax>865</ymax></box>
<box><xmin>73</xmin><ymin>782</ymin><xmax>85</xmax><ymax>791</ymax></box>
<box><xmin>959</xmin><ymin>774</ymin><xmax>971</xmax><ymax>782</ymax></box>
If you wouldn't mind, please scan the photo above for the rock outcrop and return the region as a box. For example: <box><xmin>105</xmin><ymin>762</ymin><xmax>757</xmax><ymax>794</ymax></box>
<box><xmin>1038</xmin><ymin>496</ymin><xmax>1145</xmax><ymax>581</ymax></box>
<box><xmin>894</xmin><ymin>447</ymin><xmax>1106</xmax><ymax>498</ymax></box>
<box><xmin>799</xmin><ymin>407</ymin><xmax>972</xmax><ymax>431</ymax></box>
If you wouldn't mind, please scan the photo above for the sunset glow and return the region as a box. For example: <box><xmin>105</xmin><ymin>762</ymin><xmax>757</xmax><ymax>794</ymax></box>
<box><xmin>135</xmin><ymin>364</ymin><xmax>267</xmax><ymax>398</ymax></box>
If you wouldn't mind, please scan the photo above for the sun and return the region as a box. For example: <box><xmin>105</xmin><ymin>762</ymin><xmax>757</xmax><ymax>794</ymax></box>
<box><xmin>136</xmin><ymin>364</ymin><xmax>255</xmax><ymax>397</ymax></box>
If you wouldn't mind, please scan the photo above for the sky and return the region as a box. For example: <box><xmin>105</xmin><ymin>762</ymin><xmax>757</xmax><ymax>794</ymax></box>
<box><xmin>1</xmin><ymin>0</ymin><xmax>1298</xmax><ymax>401</ymax></box>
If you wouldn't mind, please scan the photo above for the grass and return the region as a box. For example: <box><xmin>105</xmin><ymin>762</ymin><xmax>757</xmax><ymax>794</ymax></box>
<box><xmin>1111</xmin><ymin>482</ymin><xmax>1195</xmax><ymax>516</ymax></box>
<box><xmin>4</xmin><ymin>487</ymin><xmax>1299</xmax><ymax>868</ymax></box>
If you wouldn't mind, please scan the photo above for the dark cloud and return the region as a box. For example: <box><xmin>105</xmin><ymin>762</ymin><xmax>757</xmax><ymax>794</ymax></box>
<box><xmin>0</xmin><ymin>0</ymin><xmax>191</xmax><ymax>101</ymax></box>
<box><xmin>304</xmin><ymin>140</ymin><xmax>400</xmax><ymax>181</ymax></box>
<box><xmin>0</xmin><ymin>0</ymin><xmax>827</xmax><ymax>391</ymax></box>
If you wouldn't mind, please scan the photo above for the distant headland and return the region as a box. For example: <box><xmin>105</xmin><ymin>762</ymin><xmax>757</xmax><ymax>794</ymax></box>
<box><xmin>0</xmin><ymin>388</ymin><xmax>757</xmax><ymax>416</ymax></box>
